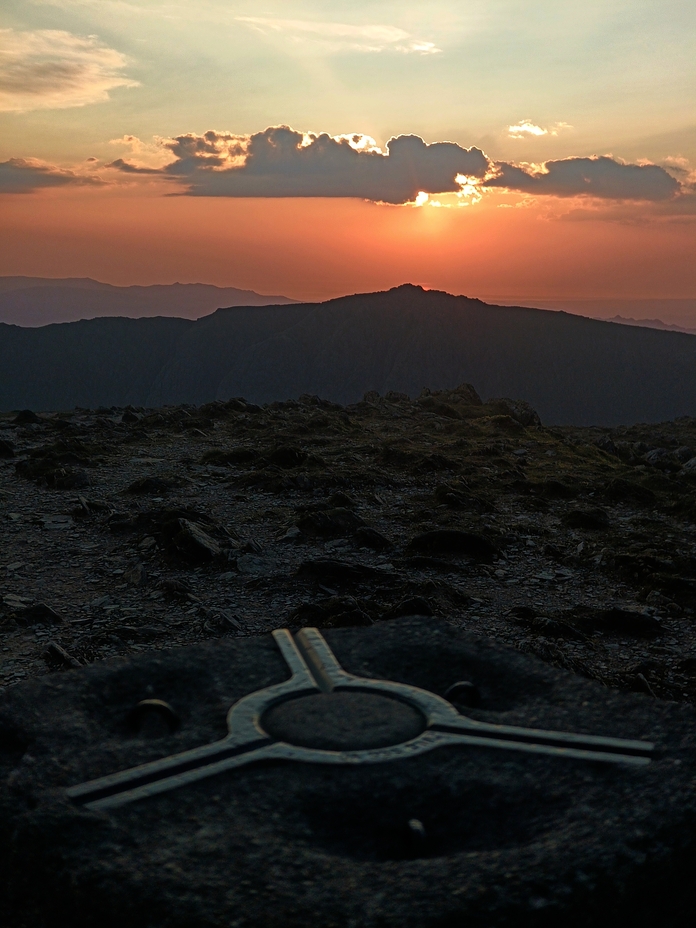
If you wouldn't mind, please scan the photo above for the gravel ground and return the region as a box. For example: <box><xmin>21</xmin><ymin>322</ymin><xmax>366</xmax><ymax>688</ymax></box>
<box><xmin>1</xmin><ymin>386</ymin><xmax>696</xmax><ymax>705</ymax></box>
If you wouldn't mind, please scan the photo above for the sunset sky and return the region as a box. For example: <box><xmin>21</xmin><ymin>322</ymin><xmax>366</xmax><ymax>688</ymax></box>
<box><xmin>1</xmin><ymin>0</ymin><xmax>694</xmax><ymax>301</ymax></box>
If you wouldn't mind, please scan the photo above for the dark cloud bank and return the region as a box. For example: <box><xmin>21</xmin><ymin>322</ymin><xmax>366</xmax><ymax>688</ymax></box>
<box><xmin>0</xmin><ymin>158</ymin><xmax>102</xmax><ymax>193</ymax></box>
<box><xmin>109</xmin><ymin>125</ymin><xmax>686</xmax><ymax>204</ymax></box>
<box><xmin>110</xmin><ymin>127</ymin><xmax>490</xmax><ymax>203</ymax></box>
<box><xmin>2</xmin><ymin>125</ymin><xmax>688</xmax><ymax>205</ymax></box>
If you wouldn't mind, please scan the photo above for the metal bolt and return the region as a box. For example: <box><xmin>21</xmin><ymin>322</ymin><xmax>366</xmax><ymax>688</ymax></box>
<box><xmin>406</xmin><ymin>818</ymin><xmax>427</xmax><ymax>855</ymax></box>
<box><xmin>444</xmin><ymin>680</ymin><xmax>481</xmax><ymax>709</ymax></box>
<box><xmin>127</xmin><ymin>699</ymin><xmax>180</xmax><ymax>737</ymax></box>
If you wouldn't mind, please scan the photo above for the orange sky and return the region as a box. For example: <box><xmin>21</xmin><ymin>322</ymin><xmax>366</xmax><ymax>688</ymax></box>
<box><xmin>2</xmin><ymin>3</ymin><xmax>695</xmax><ymax>302</ymax></box>
<box><xmin>1</xmin><ymin>186</ymin><xmax>694</xmax><ymax>302</ymax></box>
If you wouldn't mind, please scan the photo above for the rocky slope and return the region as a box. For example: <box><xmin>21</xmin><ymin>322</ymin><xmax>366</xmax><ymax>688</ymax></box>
<box><xmin>2</xmin><ymin>383</ymin><xmax>696</xmax><ymax>709</ymax></box>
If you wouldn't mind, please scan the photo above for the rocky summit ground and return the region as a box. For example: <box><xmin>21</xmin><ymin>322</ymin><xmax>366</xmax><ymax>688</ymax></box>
<box><xmin>2</xmin><ymin>383</ymin><xmax>696</xmax><ymax>706</ymax></box>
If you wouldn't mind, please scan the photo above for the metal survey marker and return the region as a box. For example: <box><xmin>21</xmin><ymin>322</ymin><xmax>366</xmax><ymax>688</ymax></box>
<box><xmin>67</xmin><ymin>627</ymin><xmax>654</xmax><ymax>811</ymax></box>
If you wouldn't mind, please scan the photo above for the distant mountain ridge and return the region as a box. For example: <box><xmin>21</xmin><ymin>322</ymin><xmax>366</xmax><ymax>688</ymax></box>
<box><xmin>487</xmin><ymin>297</ymin><xmax>696</xmax><ymax>333</ymax></box>
<box><xmin>0</xmin><ymin>277</ymin><xmax>296</xmax><ymax>326</ymax></box>
<box><xmin>604</xmin><ymin>315</ymin><xmax>696</xmax><ymax>336</ymax></box>
<box><xmin>1</xmin><ymin>284</ymin><xmax>696</xmax><ymax>425</ymax></box>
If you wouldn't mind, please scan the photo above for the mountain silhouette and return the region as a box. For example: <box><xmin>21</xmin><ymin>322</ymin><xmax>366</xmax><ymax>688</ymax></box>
<box><xmin>0</xmin><ymin>277</ymin><xmax>296</xmax><ymax>326</ymax></box>
<box><xmin>1</xmin><ymin>284</ymin><xmax>696</xmax><ymax>425</ymax></box>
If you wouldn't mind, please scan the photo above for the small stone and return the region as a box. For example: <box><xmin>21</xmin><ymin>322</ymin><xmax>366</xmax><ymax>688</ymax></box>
<box><xmin>172</xmin><ymin>519</ymin><xmax>221</xmax><ymax>561</ymax></box>
<box><xmin>291</xmin><ymin>596</ymin><xmax>372</xmax><ymax>629</ymax></box>
<box><xmin>13</xmin><ymin>409</ymin><xmax>41</xmax><ymax>425</ymax></box>
<box><xmin>126</xmin><ymin>476</ymin><xmax>183</xmax><ymax>494</ymax></box>
<box><xmin>328</xmin><ymin>492</ymin><xmax>356</xmax><ymax>508</ymax></box>
<box><xmin>354</xmin><ymin>526</ymin><xmax>393</xmax><ymax>550</ymax></box>
<box><xmin>40</xmin><ymin>514</ymin><xmax>73</xmax><ymax>530</ymax></box>
<box><xmin>44</xmin><ymin>640</ymin><xmax>81</xmax><ymax>668</ymax></box>
<box><xmin>297</xmin><ymin>559</ymin><xmax>382</xmax><ymax>584</ymax></box>
<box><xmin>157</xmin><ymin>579</ymin><xmax>191</xmax><ymax>596</ymax></box>
<box><xmin>0</xmin><ymin>438</ymin><xmax>15</xmax><ymax>458</ymax></box>
<box><xmin>406</xmin><ymin>530</ymin><xmax>497</xmax><ymax>561</ymax></box>
<box><xmin>56</xmin><ymin>469</ymin><xmax>90</xmax><ymax>490</ymax></box>
<box><xmin>266</xmin><ymin>446</ymin><xmax>307</xmax><ymax>468</ymax></box>
<box><xmin>600</xmin><ymin>607</ymin><xmax>662</xmax><ymax>637</ymax></box>
<box><xmin>15</xmin><ymin>603</ymin><xmax>63</xmax><ymax>625</ymax></box>
<box><xmin>296</xmin><ymin>508</ymin><xmax>365</xmax><ymax>537</ymax></box>
<box><xmin>3</xmin><ymin>594</ymin><xmax>32</xmax><ymax>608</ymax></box>
<box><xmin>385</xmin><ymin>597</ymin><xmax>433</xmax><ymax>619</ymax></box>
<box><xmin>236</xmin><ymin>554</ymin><xmax>276</xmax><ymax>577</ymax></box>
<box><xmin>644</xmin><ymin>448</ymin><xmax>673</xmax><ymax>470</ymax></box>
<box><xmin>124</xmin><ymin>563</ymin><xmax>147</xmax><ymax>586</ymax></box>
<box><xmin>562</xmin><ymin>509</ymin><xmax>610</xmax><ymax>531</ymax></box>
<box><xmin>218</xmin><ymin>610</ymin><xmax>242</xmax><ymax>630</ymax></box>
<box><xmin>509</xmin><ymin>605</ymin><xmax>537</xmax><ymax>621</ymax></box>
<box><xmin>487</xmin><ymin>397</ymin><xmax>541</xmax><ymax>426</ymax></box>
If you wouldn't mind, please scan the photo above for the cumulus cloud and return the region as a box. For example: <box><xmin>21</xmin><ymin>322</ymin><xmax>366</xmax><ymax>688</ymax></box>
<box><xmin>236</xmin><ymin>17</ymin><xmax>440</xmax><ymax>54</ymax></box>
<box><xmin>507</xmin><ymin>120</ymin><xmax>573</xmax><ymax>139</ymax></box>
<box><xmin>105</xmin><ymin>127</ymin><xmax>688</xmax><ymax>207</ymax></box>
<box><xmin>0</xmin><ymin>158</ymin><xmax>105</xmax><ymax>193</ymax></box>
<box><xmin>108</xmin><ymin>126</ymin><xmax>489</xmax><ymax>203</ymax></box>
<box><xmin>0</xmin><ymin>28</ymin><xmax>138</xmax><ymax>112</ymax></box>
<box><xmin>486</xmin><ymin>156</ymin><xmax>681</xmax><ymax>201</ymax></box>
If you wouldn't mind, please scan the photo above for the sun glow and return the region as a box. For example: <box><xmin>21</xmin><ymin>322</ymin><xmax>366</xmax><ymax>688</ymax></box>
<box><xmin>409</xmin><ymin>177</ymin><xmax>486</xmax><ymax>209</ymax></box>
<box><xmin>455</xmin><ymin>174</ymin><xmax>483</xmax><ymax>204</ymax></box>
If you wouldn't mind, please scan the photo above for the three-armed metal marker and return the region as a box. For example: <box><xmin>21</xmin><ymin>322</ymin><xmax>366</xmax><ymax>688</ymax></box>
<box><xmin>67</xmin><ymin>627</ymin><xmax>654</xmax><ymax>812</ymax></box>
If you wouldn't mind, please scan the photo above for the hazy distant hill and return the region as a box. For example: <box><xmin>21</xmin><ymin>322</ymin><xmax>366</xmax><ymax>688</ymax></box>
<box><xmin>488</xmin><ymin>297</ymin><xmax>696</xmax><ymax>333</ymax></box>
<box><xmin>603</xmin><ymin>315</ymin><xmax>696</xmax><ymax>336</ymax></box>
<box><xmin>0</xmin><ymin>277</ymin><xmax>296</xmax><ymax>326</ymax></box>
<box><xmin>2</xmin><ymin>284</ymin><xmax>696</xmax><ymax>425</ymax></box>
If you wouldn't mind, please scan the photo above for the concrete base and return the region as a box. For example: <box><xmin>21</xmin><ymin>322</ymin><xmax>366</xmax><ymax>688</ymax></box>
<box><xmin>1</xmin><ymin>617</ymin><xmax>696</xmax><ymax>927</ymax></box>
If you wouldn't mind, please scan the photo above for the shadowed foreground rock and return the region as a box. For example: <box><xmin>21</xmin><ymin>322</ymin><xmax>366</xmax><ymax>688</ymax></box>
<box><xmin>2</xmin><ymin>617</ymin><xmax>696</xmax><ymax>927</ymax></box>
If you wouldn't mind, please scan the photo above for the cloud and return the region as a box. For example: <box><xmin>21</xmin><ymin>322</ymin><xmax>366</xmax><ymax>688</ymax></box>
<box><xmin>0</xmin><ymin>29</ymin><xmax>138</xmax><ymax>112</ymax></box>
<box><xmin>100</xmin><ymin>127</ymin><xmax>692</xmax><ymax>209</ymax></box>
<box><xmin>0</xmin><ymin>158</ymin><xmax>105</xmax><ymax>193</ymax></box>
<box><xmin>486</xmin><ymin>155</ymin><xmax>681</xmax><ymax>201</ymax></box>
<box><xmin>508</xmin><ymin>120</ymin><xmax>573</xmax><ymax>139</ymax></box>
<box><xmin>108</xmin><ymin>126</ymin><xmax>489</xmax><ymax>203</ymax></box>
<box><xmin>236</xmin><ymin>17</ymin><xmax>440</xmax><ymax>54</ymax></box>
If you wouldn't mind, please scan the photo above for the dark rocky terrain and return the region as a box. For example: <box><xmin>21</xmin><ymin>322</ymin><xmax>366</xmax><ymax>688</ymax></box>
<box><xmin>3</xmin><ymin>285</ymin><xmax>696</xmax><ymax>424</ymax></box>
<box><xmin>2</xmin><ymin>382</ymin><xmax>696</xmax><ymax>706</ymax></box>
<box><xmin>4</xmin><ymin>384</ymin><xmax>696</xmax><ymax>926</ymax></box>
